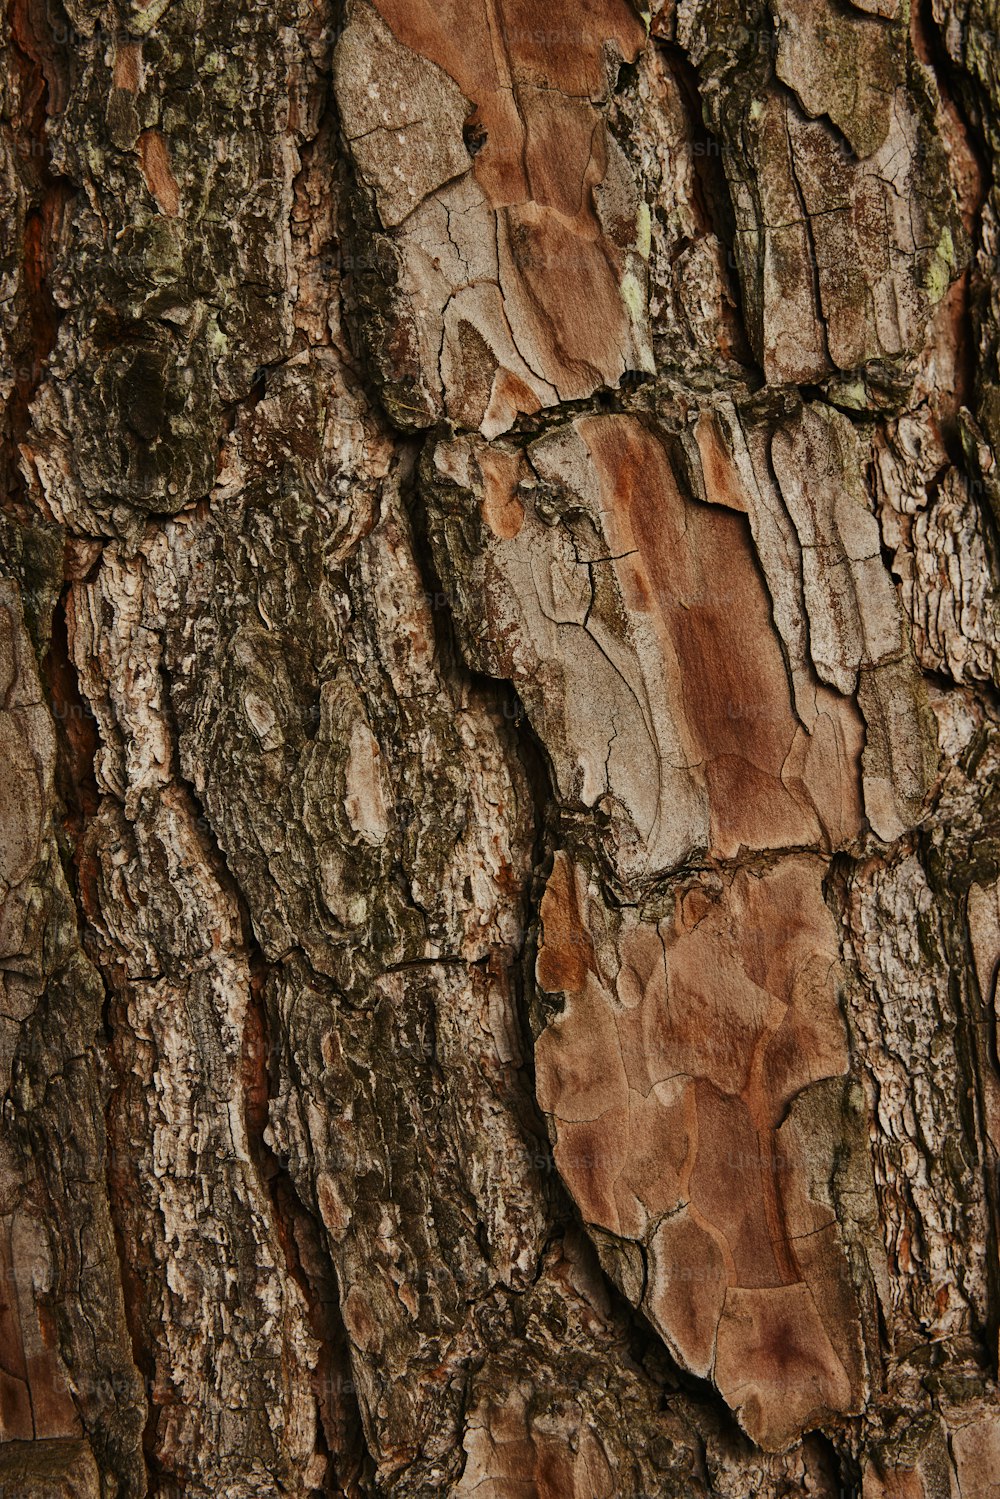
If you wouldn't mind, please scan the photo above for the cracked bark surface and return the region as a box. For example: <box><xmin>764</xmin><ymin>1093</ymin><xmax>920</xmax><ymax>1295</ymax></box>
<box><xmin>2</xmin><ymin>0</ymin><xmax>1000</xmax><ymax>1494</ymax></box>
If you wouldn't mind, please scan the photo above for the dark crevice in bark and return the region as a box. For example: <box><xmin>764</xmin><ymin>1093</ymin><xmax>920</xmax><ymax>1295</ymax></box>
<box><xmin>654</xmin><ymin>38</ymin><xmax>746</xmax><ymax>327</ymax></box>
<box><xmin>106</xmin><ymin>1186</ymin><xmax>157</xmax><ymax>1493</ymax></box>
<box><xmin>943</xmin><ymin>271</ymin><xmax>983</xmax><ymax>438</ymax></box>
<box><xmin>241</xmin><ymin>953</ymin><xmax>373</xmax><ymax>1499</ymax></box>
<box><xmin>5</xmin><ymin>0</ymin><xmax>72</xmax><ymax>432</ymax></box>
<box><xmin>920</xmin><ymin>841</ymin><xmax>1000</xmax><ymax>1368</ymax></box>
<box><xmin>837</xmin><ymin>1444</ymin><xmax>868</xmax><ymax>1499</ymax></box>
<box><xmin>3</xmin><ymin>0</ymin><xmax>73</xmax><ymax>548</ymax></box>
<box><xmin>43</xmin><ymin>589</ymin><xmax>100</xmax><ymax>857</ymax></box>
<box><xmin>499</xmin><ymin>369</ymin><xmax>753</xmax><ymax>446</ymax></box>
<box><xmin>2</xmin><ymin>5</ymin><xmax>155</xmax><ymax>1473</ymax></box>
<box><xmin>88</xmin><ymin>874</ymin><xmax>163</xmax><ymax>1499</ymax></box>
<box><xmin>785</xmin><ymin>115</ymin><xmax>834</xmax><ymax>376</ymax></box>
<box><xmin>866</xmin><ymin>447</ymin><xmax>913</xmax><ymax>607</ymax></box>
<box><xmin>915</xmin><ymin>0</ymin><xmax>989</xmax><ymax>450</ymax></box>
<box><xmin>152</xmin><ymin>654</ymin><xmax>374</xmax><ymax>1496</ymax></box>
<box><xmin>919</xmin><ymin>2</ymin><xmax>1000</xmax><ymax>533</ymax></box>
<box><xmin>41</xmin><ymin>596</ymin><xmax>152</xmax><ymax>1465</ymax></box>
<box><xmin>914</xmin><ymin>0</ymin><xmax>992</xmax><ymax>180</ymax></box>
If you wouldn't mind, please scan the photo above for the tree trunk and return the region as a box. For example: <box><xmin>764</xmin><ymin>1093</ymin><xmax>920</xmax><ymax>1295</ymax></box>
<box><xmin>2</xmin><ymin>0</ymin><xmax>1000</xmax><ymax>1494</ymax></box>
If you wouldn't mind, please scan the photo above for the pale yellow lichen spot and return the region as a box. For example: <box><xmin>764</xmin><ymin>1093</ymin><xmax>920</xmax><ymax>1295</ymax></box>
<box><xmin>206</xmin><ymin>317</ymin><xmax>228</xmax><ymax>357</ymax></box>
<box><xmin>621</xmin><ymin>270</ymin><xmax>645</xmax><ymax>324</ymax></box>
<box><xmin>925</xmin><ymin>225</ymin><xmax>955</xmax><ymax>305</ymax></box>
<box><xmin>636</xmin><ymin>201</ymin><xmax>652</xmax><ymax>261</ymax></box>
<box><xmin>621</xmin><ymin>268</ymin><xmax>657</xmax><ymax>372</ymax></box>
<box><xmin>130</xmin><ymin>0</ymin><xmax>173</xmax><ymax>35</ymax></box>
<box><xmin>832</xmin><ymin>379</ymin><xmax>867</xmax><ymax>410</ymax></box>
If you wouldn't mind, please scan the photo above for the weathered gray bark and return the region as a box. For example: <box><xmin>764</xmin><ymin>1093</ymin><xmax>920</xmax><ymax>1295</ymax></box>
<box><xmin>1</xmin><ymin>0</ymin><xmax>1000</xmax><ymax>1494</ymax></box>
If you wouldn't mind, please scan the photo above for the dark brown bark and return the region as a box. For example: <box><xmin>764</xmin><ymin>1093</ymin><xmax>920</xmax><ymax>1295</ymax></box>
<box><xmin>2</xmin><ymin>0</ymin><xmax>1000</xmax><ymax>1495</ymax></box>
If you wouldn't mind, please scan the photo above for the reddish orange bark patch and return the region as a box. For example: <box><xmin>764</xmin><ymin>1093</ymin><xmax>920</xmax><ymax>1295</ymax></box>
<box><xmin>370</xmin><ymin>0</ymin><xmax>647</xmax><ymax>409</ymax></box>
<box><xmin>577</xmin><ymin>414</ymin><xmax>864</xmax><ymax>857</ymax></box>
<box><xmin>477</xmin><ymin>448</ymin><xmax>525</xmax><ymax>539</ymax></box>
<box><xmin>536</xmin><ymin>851</ymin><xmax>595</xmax><ymax>995</ymax></box>
<box><xmin>113</xmin><ymin>42</ymin><xmax>141</xmax><ymax>92</ymax></box>
<box><xmin>694</xmin><ymin>409</ymin><xmax>749</xmax><ymax>512</ymax></box>
<box><xmin>535</xmin><ymin>854</ymin><xmax>865</xmax><ymax>1448</ymax></box>
<box><xmin>138</xmin><ymin>130</ymin><xmax>180</xmax><ymax>216</ymax></box>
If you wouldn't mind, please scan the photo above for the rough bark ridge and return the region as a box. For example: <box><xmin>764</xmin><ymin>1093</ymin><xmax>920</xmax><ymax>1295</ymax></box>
<box><xmin>1</xmin><ymin>0</ymin><xmax>1000</xmax><ymax>1494</ymax></box>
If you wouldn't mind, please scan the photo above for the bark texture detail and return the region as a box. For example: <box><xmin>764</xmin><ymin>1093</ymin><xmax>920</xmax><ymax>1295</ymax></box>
<box><xmin>2</xmin><ymin>0</ymin><xmax>1000</xmax><ymax>1494</ymax></box>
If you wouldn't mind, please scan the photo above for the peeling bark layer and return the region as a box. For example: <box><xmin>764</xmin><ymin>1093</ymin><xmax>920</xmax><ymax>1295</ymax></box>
<box><xmin>2</xmin><ymin>0</ymin><xmax>1000</xmax><ymax>1495</ymax></box>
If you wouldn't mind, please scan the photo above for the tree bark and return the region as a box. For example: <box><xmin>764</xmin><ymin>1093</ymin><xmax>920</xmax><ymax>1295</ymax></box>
<box><xmin>1</xmin><ymin>0</ymin><xmax>1000</xmax><ymax>1494</ymax></box>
